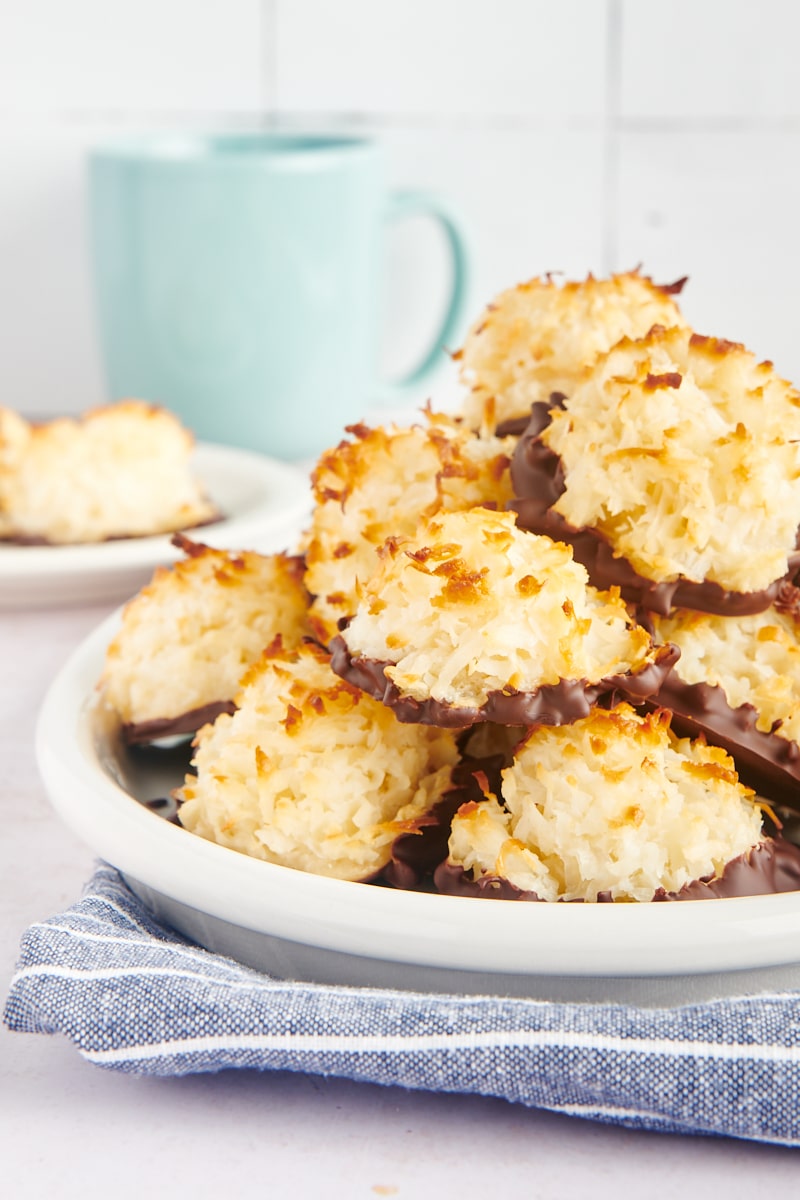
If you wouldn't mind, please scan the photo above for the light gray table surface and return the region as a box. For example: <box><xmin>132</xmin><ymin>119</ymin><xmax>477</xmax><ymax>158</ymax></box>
<box><xmin>2</xmin><ymin>601</ymin><xmax>799</xmax><ymax>1198</ymax></box>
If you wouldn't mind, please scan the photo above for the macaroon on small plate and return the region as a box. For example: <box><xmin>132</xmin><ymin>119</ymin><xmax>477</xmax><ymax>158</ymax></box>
<box><xmin>0</xmin><ymin>444</ymin><xmax>311</xmax><ymax>609</ymax></box>
<box><xmin>35</xmin><ymin>608</ymin><xmax>800</xmax><ymax>1003</ymax></box>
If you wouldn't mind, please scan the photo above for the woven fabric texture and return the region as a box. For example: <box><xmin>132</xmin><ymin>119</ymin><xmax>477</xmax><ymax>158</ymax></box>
<box><xmin>5</xmin><ymin>864</ymin><xmax>800</xmax><ymax>1146</ymax></box>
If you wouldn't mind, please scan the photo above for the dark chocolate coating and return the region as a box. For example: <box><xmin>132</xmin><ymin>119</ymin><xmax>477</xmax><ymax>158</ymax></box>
<box><xmin>509</xmin><ymin>400</ymin><xmax>800</xmax><ymax>617</ymax></box>
<box><xmin>435</xmin><ymin>837</ymin><xmax>800</xmax><ymax>902</ymax></box>
<box><xmin>122</xmin><ymin>699</ymin><xmax>236</xmax><ymax>745</ymax></box>
<box><xmin>494</xmin><ymin>415</ymin><xmax>533</xmax><ymax>439</ymax></box>
<box><xmin>652</xmin><ymin>838</ymin><xmax>800</xmax><ymax>900</ymax></box>
<box><xmin>144</xmin><ymin>796</ymin><xmax>182</xmax><ymax>825</ymax></box>
<box><xmin>384</xmin><ymin>788</ymin><xmax>474</xmax><ymax>891</ymax></box>
<box><xmin>329</xmin><ymin>635</ymin><xmax>679</xmax><ymax>729</ymax></box>
<box><xmin>651</xmin><ymin>674</ymin><xmax>800</xmax><ymax>809</ymax></box>
<box><xmin>434</xmin><ymin>860</ymin><xmax>540</xmax><ymax>900</ymax></box>
<box><xmin>383</xmin><ymin>755</ymin><xmax>509</xmax><ymax>890</ymax></box>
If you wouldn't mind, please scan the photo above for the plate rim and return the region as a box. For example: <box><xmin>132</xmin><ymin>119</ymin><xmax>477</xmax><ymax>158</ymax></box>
<box><xmin>0</xmin><ymin>441</ymin><xmax>310</xmax><ymax>581</ymax></box>
<box><xmin>35</xmin><ymin>610</ymin><xmax>800</xmax><ymax>979</ymax></box>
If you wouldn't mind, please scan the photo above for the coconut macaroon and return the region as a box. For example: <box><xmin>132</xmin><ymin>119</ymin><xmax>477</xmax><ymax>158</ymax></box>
<box><xmin>302</xmin><ymin>414</ymin><xmax>514</xmax><ymax>645</ymax></box>
<box><xmin>332</xmin><ymin>508</ymin><xmax>676</xmax><ymax>725</ymax></box>
<box><xmin>650</xmin><ymin>598</ymin><xmax>800</xmax><ymax>803</ymax></box>
<box><xmin>176</xmin><ymin>640</ymin><xmax>459</xmax><ymax>882</ymax></box>
<box><xmin>0</xmin><ymin>400</ymin><xmax>217</xmax><ymax>543</ymax></box>
<box><xmin>456</xmin><ymin>269</ymin><xmax>688</xmax><ymax>432</ymax></box>
<box><xmin>512</xmin><ymin>325</ymin><xmax>800</xmax><ymax>610</ymax></box>
<box><xmin>101</xmin><ymin>537</ymin><xmax>310</xmax><ymax>742</ymax></box>
<box><xmin>438</xmin><ymin>704</ymin><xmax>767</xmax><ymax>902</ymax></box>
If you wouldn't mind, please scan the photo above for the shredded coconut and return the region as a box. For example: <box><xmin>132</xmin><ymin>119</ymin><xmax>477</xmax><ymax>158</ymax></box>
<box><xmin>342</xmin><ymin>508</ymin><xmax>658</xmax><ymax>709</ymax></box>
<box><xmin>543</xmin><ymin>326</ymin><xmax>800</xmax><ymax>593</ymax></box>
<box><xmin>457</xmin><ymin>269</ymin><xmax>688</xmax><ymax>430</ymax></box>
<box><xmin>447</xmin><ymin>704</ymin><xmax>763</xmax><ymax>901</ymax></box>
<box><xmin>101</xmin><ymin>542</ymin><xmax>309</xmax><ymax>725</ymax></box>
<box><xmin>302</xmin><ymin>413</ymin><xmax>513</xmax><ymax>644</ymax></box>
<box><xmin>177</xmin><ymin>641</ymin><xmax>458</xmax><ymax>880</ymax></box>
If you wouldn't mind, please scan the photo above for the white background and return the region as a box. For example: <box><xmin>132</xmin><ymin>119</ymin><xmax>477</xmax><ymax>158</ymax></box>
<box><xmin>2</xmin><ymin>0</ymin><xmax>800</xmax><ymax>417</ymax></box>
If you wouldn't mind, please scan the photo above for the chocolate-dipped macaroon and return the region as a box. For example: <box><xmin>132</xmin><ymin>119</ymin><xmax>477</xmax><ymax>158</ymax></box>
<box><xmin>435</xmin><ymin>703</ymin><xmax>800</xmax><ymax>902</ymax></box>
<box><xmin>455</xmin><ymin>269</ymin><xmax>688</xmax><ymax>434</ymax></box>
<box><xmin>649</xmin><ymin>589</ymin><xmax>800</xmax><ymax>807</ymax></box>
<box><xmin>302</xmin><ymin>413</ymin><xmax>513</xmax><ymax>646</ymax></box>
<box><xmin>101</xmin><ymin>537</ymin><xmax>310</xmax><ymax>744</ymax></box>
<box><xmin>176</xmin><ymin>640</ymin><xmax>459</xmax><ymax>883</ymax></box>
<box><xmin>331</xmin><ymin>508</ymin><xmax>677</xmax><ymax>727</ymax></box>
<box><xmin>511</xmin><ymin>326</ymin><xmax>800</xmax><ymax>616</ymax></box>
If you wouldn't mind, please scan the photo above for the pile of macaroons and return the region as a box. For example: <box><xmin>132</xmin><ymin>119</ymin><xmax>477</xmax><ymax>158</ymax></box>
<box><xmin>99</xmin><ymin>268</ymin><xmax>800</xmax><ymax>902</ymax></box>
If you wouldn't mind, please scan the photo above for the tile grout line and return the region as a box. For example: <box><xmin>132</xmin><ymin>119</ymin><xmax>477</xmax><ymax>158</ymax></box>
<box><xmin>261</xmin><ymin>0</ymin><xmax>278</xmax><ymax>121</ymax></box>
<box><xmin>601</xmin><ymin>0</ymin><xmax>622</xmax><ymax>273</ymax></box>
<box><xmin>4</xmin><ymin>110</ymin><xmax>800</xmax><ymax>134</ymax></box>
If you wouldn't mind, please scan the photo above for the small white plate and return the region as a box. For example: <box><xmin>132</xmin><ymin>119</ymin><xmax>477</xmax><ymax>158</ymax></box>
<box><xmin>0</xmin><ymin>443</ymin><xmax>311</xmax><ymax>609</ymax></box>
<box><xmin>35</xmin><ymin>610</ymin><xmax>800</xmax><ymax>999</ymax></box>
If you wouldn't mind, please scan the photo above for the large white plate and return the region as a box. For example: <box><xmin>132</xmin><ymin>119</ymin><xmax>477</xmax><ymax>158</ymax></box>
<box><xmin>0</xmin><ymin>443</ymin><xmax>311</xmax><ymax>609</ymax></box>
<box><xmin>35</xmin><ymin>610</ymin><xmax>800</xmax><ymax>999</ymax></box>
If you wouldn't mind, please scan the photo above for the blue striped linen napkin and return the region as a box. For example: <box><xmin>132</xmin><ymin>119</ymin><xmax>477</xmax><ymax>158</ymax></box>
<box><xmin>5</xmin><ymin>863</ymin><xmax>800</xmax><ymax>1147</ymax></box>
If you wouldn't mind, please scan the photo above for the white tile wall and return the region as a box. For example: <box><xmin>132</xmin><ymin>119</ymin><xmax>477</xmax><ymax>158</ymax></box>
<box><xmin>275</xmin><ymin>0</ymin><xmax>608</xmax><ymax>119</ymax></box>
<box><xmin>0</xmin><ymin>1</ymin><xmax>265</xmax><ymax>113</ymax></box>
<box><xmin>620</xmin><ymin>0</ymin><xmax>800</xmax><ymax>120</ymax></box>
<box><xmin>614</xmin><ymin>130</ymin><xmax>800</xmax><ymax>383</ymax></box>
<box><xmin>2</xmin><ymin>0</ymin><xmax>800</xmax><ymax>416</ymax></box>
<box><xmin>0</xmin><ymin>126</ymin><xmax>106</xmax><ymax>414</ymax></box>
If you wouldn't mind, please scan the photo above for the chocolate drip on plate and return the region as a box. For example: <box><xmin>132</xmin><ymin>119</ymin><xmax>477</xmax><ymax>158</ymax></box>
<box><xmin>434</xmin><ymin>859</ymin><xmax>615</xmax><ymax>902</ymax></box>
<box><xmin>144</xmin><ymin>796</ymin><xmax>182</xmax><ymax>825</ymax></box>
<box><xmin>433</xmin><ymin>860</ymin><xmax>542</xmax><ymax>900</ymax></box>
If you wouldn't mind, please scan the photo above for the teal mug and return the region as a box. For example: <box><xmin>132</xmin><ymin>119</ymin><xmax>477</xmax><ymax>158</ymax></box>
<box><xmin>88</xmin><ymin>134</ymin><xmax>469</xmax><ymax>461</ymax></box>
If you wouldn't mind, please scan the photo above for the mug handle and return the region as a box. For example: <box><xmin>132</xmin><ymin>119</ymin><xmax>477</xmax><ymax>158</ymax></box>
<box><xmin>377</xmin><ymin>190</ymin><xmax>470</xmax><ymax>401</ymax></box>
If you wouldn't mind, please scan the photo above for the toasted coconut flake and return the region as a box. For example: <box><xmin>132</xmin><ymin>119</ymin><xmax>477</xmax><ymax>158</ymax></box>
<box><xmin>540</xmin><ymin>325</ymin><xmax>800</xmax><ymax>594</ymax></box>
<box><xmin>176</xmin><ymin>641</ymin><xmax>458</xmax><ymax>881</ymax></box>
<box><xmin>446</xmin><ymin>704</ymin><xmax>763</xmax><ymax>902</ymax></box>
<box><xmin>302</xmin><ymin>414</ymin><xmax>514</xmax><ymax>644</ymax></box>
<box><xmin>0</xmin><ymin>401</ymin><xmax>217</xmax><ymax>543</ymax></box>
<box><xmin>101</xmin><ymin>540</ymin><xmax>310</xmax><ymax>730</ymax></box>
<box><xmin>457</xmin><ymin>269</ymin><xmax>688</xmax><ymax>430</ymax></box>
<box><xmin>339</xmin><ymin>508</ymin><xmax>665</xmax><ymax>714</ymax></box>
